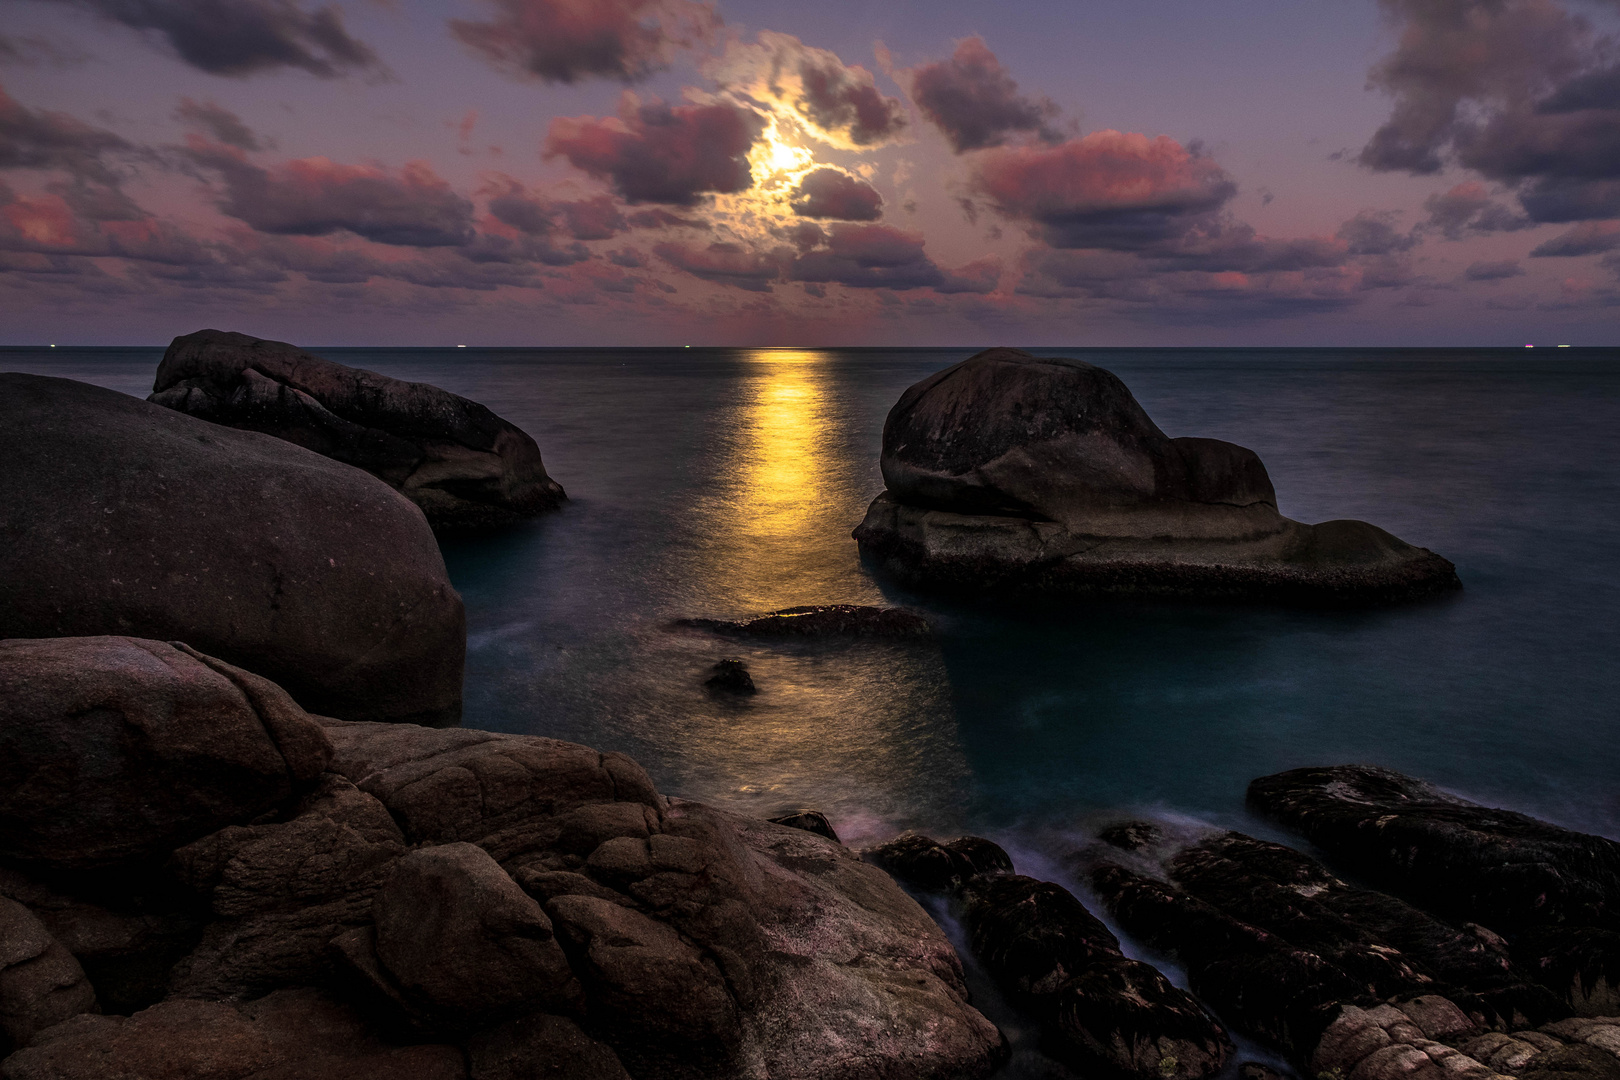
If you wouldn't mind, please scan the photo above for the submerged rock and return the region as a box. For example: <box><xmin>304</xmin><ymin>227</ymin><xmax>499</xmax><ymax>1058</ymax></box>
<box><xmin>1249</xmin><ymin>765</ymin><xmax>1620</xmax><ymax>1016</ymax></box>
<box><xmin>0</xmin><ymin>374</ymin><xmax>465</xmax><ymax>725</ymax></box>
<box><xmin>852</xmin><ymin>348</ymin><xmax>1460</xmax><ymax>606</ymax></box>
<box><xmin>677</xmin><ymin>604</ymin><xmax>931</xmax><ymax>638</ymax></box>
<box><xmin>149</xmin><ymin>329</ymin><xmax>566</xmax><ymax>531</ymax></box>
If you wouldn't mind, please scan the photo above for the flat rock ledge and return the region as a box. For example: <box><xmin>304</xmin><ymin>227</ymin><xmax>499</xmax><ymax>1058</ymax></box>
<box><xmin>149</xmin><ymin>329</ymin><xmax>566</xmax><ymax>531</ymax></box>
<box><xmin>0</xmin><ymin>637</ymin><xmax>1004</xmax><ymax>1080</ymax></box>
<box><xmin>853</xmin><ymin>348</ymin><xmax>1460</xmax><ymax>607</ymax></box>
<box><xmin>676</xmin><ymin>605</ymin><xmax>931</xmax><ymax>639</ymax></box>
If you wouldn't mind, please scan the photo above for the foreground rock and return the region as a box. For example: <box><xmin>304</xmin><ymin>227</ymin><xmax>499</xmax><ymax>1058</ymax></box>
<box><xmin>853</xmin><ymin>348</ymin><xmax>1460</xmax><ymax>606</ymax></box>
<box><xmin>0</xmin><ymin>637</ymin><xmax>331</xmax><ymax>870</ymax></box>
<box><xmin>677</xmin><ymin>604</ymin><xmax>931</xmax><ymax>639</ymax></box>
<box><xmin>0</xmin><ymin>639</ymin><xmax>1004</xmax><ymax>1080</ymax></box>
<box><xmin>0</xmin><ymin>374</ymin><xmax>465</xmax><ymax>725</ymax></box>
<box><xmin>150</xmin><ymin>329</ymin><xmax>566</xmax><ymax>530</ymax></box>
<box><xmin>863</xmin><ymin>831</ymin><xmax>1232</xmax><ymax>1080</ymax></box>
<box><xmin>1249</xmin><ymin>766</ymin><xmax>1620</xmax><ymax>1016</ymax></box>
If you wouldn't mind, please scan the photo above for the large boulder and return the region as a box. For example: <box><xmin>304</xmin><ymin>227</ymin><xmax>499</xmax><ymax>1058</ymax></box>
<box><xmin>0</xmin><ymin>374</ymin><xmax>465</xmax><ymax>724</ymax></box>
<box><xmin>853</xmin><ymin>348</ymin><xmax>1461</xmax><ymax>605</ymax></box>
<box><xmin>0</xmin><ymin>899</ymin><xmax>97</xmax><ymax>1059</ymax></box>
<box><xmin>149</xmin><ymin>329</ymin><xmax>566</xmax><ymax>531</ymax></box>
<box><xmin>1249</xmin><ymin>766</ymin><xmax>1620</xmax><ymax>1016</ymax></box>
<box><xmin>0</xmin><ymin>637</ymin><xmax>331</xmax><ymax>871</ymax></box>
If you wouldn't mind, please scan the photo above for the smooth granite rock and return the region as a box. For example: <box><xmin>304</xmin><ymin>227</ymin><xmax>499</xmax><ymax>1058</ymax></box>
<box><xmin>0</xmin><ymin>374</ymin><xmax>465</xmax><ymax>724</ymax></box>
<box><xmin>852</xmin><ymin>348</ymin><xmax>1461</xmax><ymax>605</ymax></box>
<box><xmin>0</xmin><ymin>637</ymin><xmax>332</xmax><ymax>871</ymax></box>
<box><xmin>150</xmin><ymin>329</ymin><xmax>566</xmax><ymax>530</ymax></box>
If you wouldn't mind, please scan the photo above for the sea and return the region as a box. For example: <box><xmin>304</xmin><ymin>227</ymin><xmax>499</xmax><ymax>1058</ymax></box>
<box><xmin>8</xmin><ymin>344</ymin><xmax>1619</xmax><ymax>1073</ymax></box>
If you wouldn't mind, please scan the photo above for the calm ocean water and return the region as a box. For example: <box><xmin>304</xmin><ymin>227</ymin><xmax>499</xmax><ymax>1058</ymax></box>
<box><xmin>10</xmin><ymin>343</ymin><xmax>1618</xmax><ymax>1073</ymax></box>
<box><xmin>8</xmin><ymin>346</ymin><xmax>1618</xmax><ymax>837</ymax></box>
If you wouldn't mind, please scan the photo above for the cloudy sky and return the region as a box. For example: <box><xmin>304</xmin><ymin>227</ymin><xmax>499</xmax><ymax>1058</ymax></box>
<box><xmin>2</xmin><ymin>0</ymin><xmax>1618</xmax><ymax>345</ymax></box>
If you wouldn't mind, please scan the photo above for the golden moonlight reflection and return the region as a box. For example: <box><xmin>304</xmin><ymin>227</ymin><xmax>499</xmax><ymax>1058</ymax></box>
<box><xmin>707</xmin><ymin>348</ymin><xmax>860</xmax><ymax>611</ymax></box>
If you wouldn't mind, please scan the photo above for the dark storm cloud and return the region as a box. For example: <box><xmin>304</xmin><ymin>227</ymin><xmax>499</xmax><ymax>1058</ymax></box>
<box><xmin>451</xmin><ymin>0</ymin><xmax>717</xmax><ymax>85</ymax></box>
<box><xmin>484</xmin><ymin>178</ymin><xmax>625</xmax><ymax>241</ymax></box>
<box><xmin>1421</xmin><ymin>181</ymin><xmax>1535</xmax><ymax>238</ymax></box>
<box><xmin>1463</xmin><ymin>258</ymin><xmax>1526</xmax><ymax>280</ymax></box>
<box><xmin>545</xmin><ymin>99</ymin><xmax>765</xmax><ymax>206</ymax></box>
<box><xmin>1530</xmin><ymin>220</ymin><xmax>1620</xmax><ymax>256</ymax></box>
<box><xmin>790</xmin><ymin>167</ymin><xmax>883</xmax><ymax>221</ymax></box>
<box><xmin>0</xmin><ymin>82</ymin><xmax>132</xmax><ymax>185</ymax></box>
<box><xmin>41</xmin><ymin>0</ymin><xmax>381</xmax><ymax>78</ymax></box>
<box><xmin>186</xmin><ymin>142</ymin><xmax>476</xmax><ymax>246</ymax></box>
<box><xmin>175</xmin><ymin>98</ymin><xmax>263</xmax><ymax>151</ymax></box>
<box><xmin>970</xmin><ymin>130</ymin><xmax>1237</xmax><ymax>250</ymax></box>
<box><xmin>907</xmin><ymin>36</ymin><xmax>1060</xmax><ymax>153</ymax></box>
<box><xmin>1360</xmin><ymin>0</ymin><xmax>1620</xmax><ymax>223</ymax></box>
<box><xmin>793</xmin><ymin>52</ymin><xmax>906</xmax><ymax>148</ymax></box>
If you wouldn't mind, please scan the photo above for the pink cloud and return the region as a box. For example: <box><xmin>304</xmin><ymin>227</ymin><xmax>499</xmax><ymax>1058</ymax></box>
<box><xmin>545</xmin><ymin>99</ymin><xmax>766</xmax><ymax>205</ymax></box>
<box><xmin>790</xmin><ymin>167</ymin><xmax>883</xmax><ymax>221</ymax></box>
<box><xmin>908</xmin><ymin>37</ymin><xmax>1059</xmax><ymax>153</ymax></box>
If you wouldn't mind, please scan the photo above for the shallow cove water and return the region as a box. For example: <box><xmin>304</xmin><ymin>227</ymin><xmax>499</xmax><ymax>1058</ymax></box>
<box><xmin>9</xmin><ymin>344</ymin><xmax>1619</xmax><ymax>1071</ymax></box>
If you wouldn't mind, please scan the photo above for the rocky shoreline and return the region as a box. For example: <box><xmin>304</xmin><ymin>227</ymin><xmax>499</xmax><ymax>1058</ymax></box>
<box><xmin>1</xmin><ymin>336</ymin><xmax>1613</xmax><ymax>1079</ymax></box>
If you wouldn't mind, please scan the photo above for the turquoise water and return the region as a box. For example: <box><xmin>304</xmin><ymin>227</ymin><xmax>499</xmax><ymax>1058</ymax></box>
<box><xmin>7</xmin><ymin>345</ymin><xmax>1618</xmax><ymax>851</ymax></box>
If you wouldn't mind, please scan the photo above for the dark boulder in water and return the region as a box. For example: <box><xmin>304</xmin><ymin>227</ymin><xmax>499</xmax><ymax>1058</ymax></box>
<box><xmin>1249</xmin><ymin>765</ymin><xmax>1620</xmax><ymax>1016</ymax></box>
<box><xmin>703</xmin><ymin>658</ymin><xmax>757</xmax><ymax>695</ymax></box>
<box><xmin>853</xmin><ymin>347</ymin><xmax>1461</xmax><ymax>606</ymax></box>
<box><xmin>677</xmin><ymin>604</ymin><xmax>930</xmax><ymax>638</ymax></box>
<box><xmin>149</xmin><ymin>329</ymin><xmax>566</xmax><ymax>531</ymax></box>
<box><xmin>0</xmin><ymin>374</ymin><xmax>466</xmax><ymax>725</ymax></box>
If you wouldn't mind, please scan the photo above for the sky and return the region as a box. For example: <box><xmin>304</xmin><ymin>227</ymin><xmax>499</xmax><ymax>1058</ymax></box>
<box><xmin>1</xmin><ymin>0</ymin><xmax>1618</xmax><ymax>346</ymax></box>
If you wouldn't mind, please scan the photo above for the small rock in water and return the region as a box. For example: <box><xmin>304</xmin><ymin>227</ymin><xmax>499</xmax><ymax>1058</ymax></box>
<box><xmin>704</xmin><ymin>658</ymin><xmax>757</xmax><ymax>695</ymax></box>
<box><xmin>861</xmin><ymin>832</ymin><xmax>1014</xmax><ymax>894</ymax></box>
<box><xmin>768</xmin><ymin>810</ymin><xmax>840</xmax><ymax>844</ymax></box>
<box><xmin>677</xmin><ymin>604</ymin><xmax>931</xmax><ymax>639</ymax></box>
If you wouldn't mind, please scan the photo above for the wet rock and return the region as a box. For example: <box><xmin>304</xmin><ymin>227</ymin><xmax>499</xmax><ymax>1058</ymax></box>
<box><xmin>704</xmin><ymin>658</ymin><xmax>757</xmax><ymax>695</ymax></box>
<box><xmin>1248</xmin><ymin>765</ymin><xmax>1620</xmax><ymax>1014</ymax></box>
<box><xmin>150</xmin><ymin>328</ymin><xmax>566</xmax><ymax>530</ymax></box>
<box><xmin>677</xmin><ymin>604</ymin><xmax>931</xmax><ymax>638</ymax></box>
<box><xmin>0</xmin><ymin>988</ymin><xmax>465</xmax><ymax>1080</ymax></box>
<box><xmin>852</xmin><ymin>348</ymin><xmax>1460</xmax><ymax>606</ymax></box>
<box><xmin>0</xmin><ymin>374</ymin><xmax>465</xmax><ymax>725</ymax></box>
<box><xmin>1248</xmin><ymin>766</ymin><xmax>1620</xmax><ymax>936</ymax></box>
<box><xmin>0</xmin><ymin>899</ymin><xmax>97</xmax><ymax>1058</ymax></box>
<box><xmin>1239</xmin><ymin>1062</ymin><xmax>1288</xmax><ymax>1080</ymax></box>
<box><xmin>767</xmin><ymin>810</ymin><xmax>840</xmax><ymax>844</ymax></box>
<box><xmin>861</xmin><ymin>832</ymin><xmax>1014</xmax><ymax>894</ymax></box>
<box><xmin>0</xmin><ymin>637</ymin><xmax>332</xmax><ymax>871</ymax></box>
<box><xmin>1080</xmin><ymin>822</ymin><xmax>1583</xmax><ymax>1075</ymax></box>
<box><xmin>961</xmin><ymin>874</ymin><xmax>1233</xmax><ymax>1080</ymax></box>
